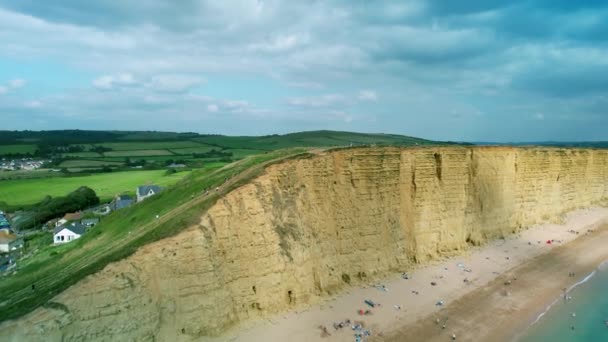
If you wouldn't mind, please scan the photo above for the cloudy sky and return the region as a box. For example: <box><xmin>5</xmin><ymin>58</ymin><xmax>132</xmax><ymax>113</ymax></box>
<box><xmin>1</xmin><ymin>0</ymin><xmax>607</xmax><ymax>141</ymax></box>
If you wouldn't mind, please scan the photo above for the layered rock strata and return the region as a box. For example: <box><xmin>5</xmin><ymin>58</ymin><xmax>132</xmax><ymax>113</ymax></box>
<box><xmin>1</xmin><ymin>147</ymin><xmax>607</xmax><ymax>341</ymax></box>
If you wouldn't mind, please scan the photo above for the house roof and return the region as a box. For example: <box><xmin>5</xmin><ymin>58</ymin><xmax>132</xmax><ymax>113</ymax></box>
<box><xmin>63</xmin><ymin>212</ymin><xmax>83</xmax><ymax>221</ymax></box>
<box><xmin>54</xmin><ymin>222</ymin><xmax>86</xmax><ymax>235</ymax></box>
<box><xmin>81</xmin><ymin>218</ymin><xmax>100</xmax><ymax>224</ymax></box>
<box><xmin>137</xmin><ymin>185</ymin><xmax>162</xmax><ymax>196</ymax></box>
<box><xmin>111</xmin><ymin>196</ymin><xmax>134</xmax><ymax>210</ymax></box>
<box><xmin>0</xmin><ymin>231</ymin><xmax>21</xmax><ymax>244</ymax></box>
<box><xmin>117</xmin><ymin>194</ymin><xmax>133</xmax><ymax>201</ymax></box>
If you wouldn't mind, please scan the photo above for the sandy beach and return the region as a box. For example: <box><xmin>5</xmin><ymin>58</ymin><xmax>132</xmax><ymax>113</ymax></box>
<box><xmin>215</xmin><ymin>207</ymin><xmax>608</xmax><ymax>342</ymax></box>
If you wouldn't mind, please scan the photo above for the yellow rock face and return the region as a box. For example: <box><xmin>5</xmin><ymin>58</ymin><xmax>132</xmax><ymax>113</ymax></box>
<box><xmin>1</xmin><ymin>147</ymin><xmax>607</xmax><ymax>340</ymax></box>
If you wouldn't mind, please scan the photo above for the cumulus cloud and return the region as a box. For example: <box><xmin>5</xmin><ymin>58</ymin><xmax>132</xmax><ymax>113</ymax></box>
<box><xmin>149</xmin><ymin>74</ymin><xmax>204</xmax><ymax>92</ymax></box>
<box><xmin>93</xmin><ymin>73</ymin><xmax>136</xmax><ymax>90</ymax></box>
<box><xmin>0</xmin><ymin>78</ymin><xmax>26</xmax><ymax>95</ymax></box>
<box><xmin>287</xmin><ymin>94</ymin><xmax>345</xmax><ymax>108</ymax></box>
<box><xmin>9</xmin><ymin>78</ymin><xmax>25</xmax><ymax>88</ymax></box>
<box><xmin>1</xmin><ymin>0</ymin><xmax>608</xmax><ymax>140</ymax></box>
<box><xmin>24</xmin><ymin>100</ymin><xmax>42</xmax><ymax>108</ymax></box>
<box><xmin>358</xmin><ymin>90</ymin><xmax>377</xmax><ymax>101</ymax></box>
<box><xmin>207</xmin><ymin>104</ymin><xmax>218</xmax><ymax>112</ymax></box>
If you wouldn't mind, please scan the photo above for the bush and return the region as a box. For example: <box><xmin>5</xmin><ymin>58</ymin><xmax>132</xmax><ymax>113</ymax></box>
<box><xmin>14</xmin><ymin>187</ymin><xmax>100</xmax><ymax>230</ymax></box>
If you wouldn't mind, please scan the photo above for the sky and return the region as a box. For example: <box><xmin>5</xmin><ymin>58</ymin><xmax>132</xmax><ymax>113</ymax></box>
<box><xmin>0</xmin><ymin>0</ymin><xmax>607</xmax><ymax>142</ymax></box>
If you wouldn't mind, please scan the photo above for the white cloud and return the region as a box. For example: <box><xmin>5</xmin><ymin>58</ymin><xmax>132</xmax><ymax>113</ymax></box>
<box><xmin>358</xmin><ymin>90</ymin><xmax>378</xmax><ymax>101</ymax></box>
<box><xmin>24</xmin><ymin>100</ymin><xmax>42</xmax><ymax>108</ymax></box>
<box><xmin>149</xmin><ymin>74</ymin><xmax>203</xmax><ymax>92</ymax></box>
<box><xmin>534</xmin><ymin>112</ymin><xmax>545</xmax><ymax>120</ymax></box>
<box><xmin>287</xmin><ymin>94</ymin><xmax>345</xmax><ymax>107</ymax></box>
<box><xmin>207</xmin><ymin>104</ymin><xmax>219</xmax><ymax>112</ymax></box>
<box><xmin>9</xmin><ymin>79</ymin><xmax>26</xmax><ymax>88</ymax></box>
<box><xmin>329</xmin><ymin>110</ymin><xmax>353</xmax><ymax>123</ymax></box>
<box><xmin>0</xmin><ymin>79</ymin><xmax>26</xmax><ymax>95</ymax></box>
<box><xmin>93</xmin><ymin>73</ymin><xmax>136</xmax><ymax>90</ymax></box>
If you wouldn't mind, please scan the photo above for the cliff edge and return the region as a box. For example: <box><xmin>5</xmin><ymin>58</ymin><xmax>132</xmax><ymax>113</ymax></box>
<box><xmin>1</xmin><ymin>146</ymin><xmax>607</xmax><ymax>341</ymax></box>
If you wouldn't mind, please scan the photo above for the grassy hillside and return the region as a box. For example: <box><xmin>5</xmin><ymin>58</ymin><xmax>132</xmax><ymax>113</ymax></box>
<box><xmin>0</xmin><ymin>170</ymin><xmax>191</xmax><ymax>206</ymax></box>
<box><xmin>0</xmin><ymin>149</ymin><xmax>310</xmax><ymax>322</ymax></box>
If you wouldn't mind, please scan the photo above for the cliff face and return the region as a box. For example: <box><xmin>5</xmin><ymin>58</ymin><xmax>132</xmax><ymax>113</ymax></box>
<box><xmin>1</xmin><ymin>147</ymin><xmax>607</xmax><ymax>341</ymax></box>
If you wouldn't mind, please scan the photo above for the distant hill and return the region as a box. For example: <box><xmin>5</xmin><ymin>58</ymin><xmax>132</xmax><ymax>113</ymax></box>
<box><xmin>0</xmin><ymin>129</ymin><xmax>456</xmax><ymax>147</ymax></box>
<box><xmin>0</xmin><ymin>129</ymin><xmax>466</xmax><ymax>159</ymax></box>
<box><xmin>474</xmin><ymin>141</ymin><xmax>608</xmax><ymax>148</ymax></box>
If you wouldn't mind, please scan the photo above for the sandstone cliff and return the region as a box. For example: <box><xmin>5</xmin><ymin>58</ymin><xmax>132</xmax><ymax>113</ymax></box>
<box><xmin>1</xmin><ymin>146</ymin><xmax>607</xmax><ymax>341</ymax></box>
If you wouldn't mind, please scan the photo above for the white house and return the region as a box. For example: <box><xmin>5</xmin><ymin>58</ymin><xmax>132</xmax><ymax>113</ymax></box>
<box><xmin>0</xmin><ymin>231</ymin><xmax>23</xmax><ymax>253</ymax></box>
<box><xmin>136</xmin><ymin>185</ymin><xmax>162</xmax><ymax>202</ymax></box>
<box><xmin>54</xmin><ymin>222</ymin><xmax>86</xmax><ymax>245</ymax></box>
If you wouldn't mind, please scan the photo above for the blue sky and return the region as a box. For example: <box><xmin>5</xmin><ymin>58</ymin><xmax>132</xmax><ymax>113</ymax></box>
<box><xmin>0</xmin><ymin>0</ymin><xmax>607</xmax><ymax>141</ymax></box>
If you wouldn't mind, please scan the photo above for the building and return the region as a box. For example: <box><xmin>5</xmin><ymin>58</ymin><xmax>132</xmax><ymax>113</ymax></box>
<box><xmin>0</xmin><ymin>231</ymin><xmax>24</xmax><ymax>253</ymax></box>
<box><xmin>0</xmin><ymin>213</ymin><xmax>12</xmax><ymax>234</ymax></box>
<box><xmin>0</xmin><ymin>213</ymin><xmax>11</xmax><ymax>230</ymax></box>
<box><xmin>111</xmin><ymin>194</ymin><xmax>134</xmax><ymax>210</ymax></box>
<box><xmin>81</xmin><ymin>218</ymin><xmax>100</xmax><ymax>228</ymax></box>
<box><xmin>63</xmin><ymin>212</ymin><xmax>83</xmax><ymax>222</ymax></box>
<box><xmin>136</xmin><ymin>185</ymin><xmax>162</xmax><ymax>202</ymax></box>
<box><xmin>54</xmin><ymin>222</ymin><xmax>86</xmax><ymax>244</ymax></box>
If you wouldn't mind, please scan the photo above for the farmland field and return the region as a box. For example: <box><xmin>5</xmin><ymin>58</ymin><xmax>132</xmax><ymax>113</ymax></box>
<box><xmin>103</xmin><ymin>149</ymin><xmax>174</xmax><ymax>157</ymax></box>
<box><xmin>0</xmin><ymin>144</ymin><xmax>38</xmax><ymax>155</ymax></box>
<box><xmin>61</xmin><ymin>152</ymin><xmax>102</xmax><ymax>158</ymax></box>
<box><xmin>59</xmin><ymin>160</ymin><xmax>124</xmax><ymax>168</ymax></box>
<box><xmin>169</xmin><ymin>146</ymin><xmax>216</xmax><ymax>154</ymax></box>
<box><xmin>0</xmin><ymin>170</ymin><xmax>191</xmax><ymax>206</ymax></box>
<box><xmin>97</xmin><ymin>141</ymin><xmax>203</xmax><ymax>151</ymax></box>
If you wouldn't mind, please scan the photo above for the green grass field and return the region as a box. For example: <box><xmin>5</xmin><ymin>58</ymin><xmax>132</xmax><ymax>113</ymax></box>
<box><xmin>226</xmin><ymin>148</ymin><xmax>269</xmax><ymax>159</ymax></box>
<box><xmin>59</xmin><ymin>160</ymin><xmax>124</xmax><ymax>168</ymax></box>
<box><xmin>0</xmin><ymin>170</ymin><xmax>191</xmax><ymax>206</ymax></box>
<box><xmin>169</xmin><ymin>146</ymin><xmax>216</xmax><ymax>154</ymax></box>
<box><xmin>97</xmin><ymin>141</ymin><xmax>203</xmax><ymax>151</ymax></box>
<box><xmin>0</xmin><ymin>144</ymin><xmax>38</xmax><ymax>155</ymax></box>
<box><xmin>0</xmin><ymin>170</ymin><xmax>63</xmax><ymax>181</ymax></box>
<box><xmin>61</xmin><ymin>152</ymin><xmax>102</xmax><ymax>158</ymax></box>
<box><xmin>103</xmin><ymin>149</ymin><xmax>174</xmax><ymax>157</ymax></box>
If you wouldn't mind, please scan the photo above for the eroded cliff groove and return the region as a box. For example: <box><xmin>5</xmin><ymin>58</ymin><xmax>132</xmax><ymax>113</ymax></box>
<box><xmin>1</xmin><ymin>146</ymin><xmax>607</xmax><ymax>341</ymax></box>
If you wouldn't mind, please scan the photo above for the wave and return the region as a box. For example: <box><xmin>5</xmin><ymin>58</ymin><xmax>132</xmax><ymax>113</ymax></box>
<box><xmin>513</xmin><ymin>259</ymin><xmax>608</xmax><ymax>341</ymax></box>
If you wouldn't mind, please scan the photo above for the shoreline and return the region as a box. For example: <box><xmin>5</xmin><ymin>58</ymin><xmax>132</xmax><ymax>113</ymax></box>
<box><xmin>514</xmin><ymin>258</ymin><xmax>608</xmax><ymax>341</ymax></box>
<box><xmin>527</xmin><ymin>265</ymin><xmax>598</xmax><ymax>328</ymax></box>
<box><xmin>381</xmin><ymin>219</ymin><xmax>608</xmax><ymax>342</ymax></box>
<box><xmin>216</xmin><ymin>207</ymin><xmax>608</xmax><ymax>342</ymax></box>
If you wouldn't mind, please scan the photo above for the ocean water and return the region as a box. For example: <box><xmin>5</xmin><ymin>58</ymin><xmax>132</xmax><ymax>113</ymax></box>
<box><xmin>518</xmin><ymin>262</ymin><xmax>608</xmax><ymax>342</ymax></box>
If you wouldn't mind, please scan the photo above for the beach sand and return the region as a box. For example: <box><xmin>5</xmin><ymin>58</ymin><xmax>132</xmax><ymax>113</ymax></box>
<box><xmin>217</xmin><ymin>207</ymin><xmax>608</xmax><ymax>342</ymax></box>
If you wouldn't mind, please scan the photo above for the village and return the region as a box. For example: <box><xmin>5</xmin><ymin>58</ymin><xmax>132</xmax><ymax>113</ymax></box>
<box><xmin>0</xmin><ymin>158</ymin><xmax>47</xmax><ymax>171</ymax></box>
<box><xmin>0</xmin><ymin>184</ymin><xmax>162</xmax><ymax>273</ymax></box>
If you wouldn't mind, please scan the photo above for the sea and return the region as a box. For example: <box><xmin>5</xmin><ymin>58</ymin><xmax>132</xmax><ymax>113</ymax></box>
<box><xmin>518</xmin><ymin>261</ymin><xmax>608</xmax><ymax>341</ymax></box>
